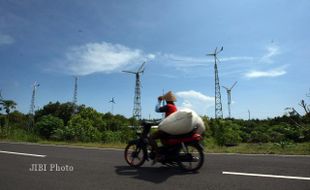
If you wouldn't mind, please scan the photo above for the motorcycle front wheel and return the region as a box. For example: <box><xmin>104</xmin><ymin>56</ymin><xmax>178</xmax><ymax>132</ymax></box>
<box><xmin>124</xmin><ymin>142</ymin><xmax>146</xmax><ymax>167</ymax></box>
<box><xmin>177</xmin><ymin>143</ymin><xmax>204</xmax><ymax>172</ymax></box>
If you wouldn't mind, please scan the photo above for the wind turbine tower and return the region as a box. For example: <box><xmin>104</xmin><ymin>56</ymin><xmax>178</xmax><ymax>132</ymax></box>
<box><xmin>248</xmin><ymin>109</ymin><xmax>251</xmax><ymax>120</ymax></box>
<box><xmin>207</xmin><ymin>47</ymin><xmax>224</xmax><ymax>119</ymax></box>
<box><xmin>72</xmin><ymin>76</ymin><xmax>78</xmax><ymax>114</ymax></box>
<box><xmin>29</xmin><ymin>81</ymin><xmax>40</xmax><ymax>115</ymax></box>
<box><xmin>222</xmin><ymin>81</ymin><xmax>237</xmax><ymax>118</ymax></box>
<box><xmin>73</xmin><ymin>76</ymin><xmax>78</xmax><ymax>105</ymax></box>
<box><xmin>109</xmin><ymin>97</ymin><xmax>116</xmax><ymax>114</ymax></box>
<box><xmin>0</xmin><ymin>89</ymin><xmax>3</xmax><ymax>101</ymax></box>
<box><xmin>123</xmin><ymin>62</ymin><xmax>146</xmax><ymax>120</ymax></box>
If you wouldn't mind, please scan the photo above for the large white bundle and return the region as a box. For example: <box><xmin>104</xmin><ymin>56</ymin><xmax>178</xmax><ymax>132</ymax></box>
<box><xmin>191</xmin><ymin>110</ymin><xmax>206</xmax><ymax>135</ymax></box>
<box><xmin>158</xmin><ymin>109</ymin><xmax>205</xmax><ymax>135</ymax></box>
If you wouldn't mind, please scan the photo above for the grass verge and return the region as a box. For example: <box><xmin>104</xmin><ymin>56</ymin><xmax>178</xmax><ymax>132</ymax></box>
<box><xmin>204</xmin><ymin>138</ymin><xmax>310</xmax><ymax>155</ymax></box>
<box><xmin>1</xmin><ymin>129</ymin><xmax>309</xmax><ymax>155</ymax></box>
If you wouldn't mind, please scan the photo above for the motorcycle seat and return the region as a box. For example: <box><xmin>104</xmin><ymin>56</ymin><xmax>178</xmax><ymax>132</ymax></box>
<box><xmin>161</xmin><ymin>133</ymin><xmax>203</xmax><ymax>145</ymax></box>
<box><xmin>161</xmin><ymin>127</ymin><xmax>198</xmax><ymax>139</ymax></box>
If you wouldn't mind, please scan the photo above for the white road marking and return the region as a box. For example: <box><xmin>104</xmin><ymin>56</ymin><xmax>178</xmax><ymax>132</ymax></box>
<box><xmin>222</xmin><ymin>171</ymin><xmax>310</xmax><ymax>181</ymax></box>
<box><xmin>0</xmin><ymin>150</ymin><xmax>46</xmax><ymax>158</ymax></box>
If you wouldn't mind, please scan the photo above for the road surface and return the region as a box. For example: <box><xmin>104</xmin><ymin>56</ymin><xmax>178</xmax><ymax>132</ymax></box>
<box><xmin>0</xmin><ymin>142</ymin><xmax>309</xmax><ymax>190</ymax></box>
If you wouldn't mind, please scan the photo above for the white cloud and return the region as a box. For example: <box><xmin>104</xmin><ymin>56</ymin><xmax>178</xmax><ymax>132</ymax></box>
<box><xmin>245</xmin><ymin>67</ymin><xmax>286</xmax><ymax>78</ymax></box>
<box><xmin>176</xmin><ymin>90</ymin><xmax>214</xmax><ymax>115</ymax></box>
<box><xmin>163</xmin><ymin>53</ymin><xmax>212</xmax><ymax>64</ymax></box>
<box><xmin>59</xmin><ymin>42</ymin><xmax>155</xmax><ymax>75</ymax></box>
<box><xmin>260</xmin><ymin>43</ymin><xmax>280</xmax><ymax>63</ymax></box>
<box><xmin>0</xmin><ymin>34</ymin><xmax>15</xmax><ymax>45</ymax></box>
<box><xmin>162</xmin><ymin>53</ymin><xmax>254</xmax><ymax>68</ymax></box>
<box><xmin>220</xmin><ymin>56</ymin><xmax>254</xmax><ymax>62</ymax></box>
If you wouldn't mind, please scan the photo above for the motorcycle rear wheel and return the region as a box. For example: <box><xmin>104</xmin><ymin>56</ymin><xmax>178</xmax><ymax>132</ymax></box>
<box><xmin>124</xmin><ymin>143</ymin><xmax>146</xmax><ymax>167</ymax></box>
<box><xmin>177</xmin><ymin>143</ymin><xmax>204</xmax><ymax>172</ymax></box>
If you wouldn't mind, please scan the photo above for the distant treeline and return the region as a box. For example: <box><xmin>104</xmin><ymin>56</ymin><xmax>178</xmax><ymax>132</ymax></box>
<box><xmin>0</xmin><ymin>101</ymin><xmax>309</xmax><ymax>146</ymax></box>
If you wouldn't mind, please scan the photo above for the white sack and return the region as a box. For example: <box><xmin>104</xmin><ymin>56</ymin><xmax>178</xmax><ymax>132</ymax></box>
<box><xmin>158</xmin><ymin>109</ymin><xmax>205</xmax><ymax>135</ymax></box>
<box><xmin>191</xmin><ymin>110</ymin><xmax>206</xmax><ymax>135</ymax></box>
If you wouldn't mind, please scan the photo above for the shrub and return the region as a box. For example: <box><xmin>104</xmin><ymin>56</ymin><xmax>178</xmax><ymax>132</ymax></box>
<box><xmin>35</xmin><ymin>115</ymin><xmax>64</xmax><ymax>139</ymax></box>
<box><xmin>213</xmin><ymin>120</ymin><xmax>242</xmax><ymax>146</ymax></box>
<box><xmin>101</xmin><ymin>128</ymin><xmax>135</xmax><ymax>143</ymax></box>
<box><xmin>64</xmin><ymin>115</ymin><xmax>101</xmax><ymax>142</ymax></box>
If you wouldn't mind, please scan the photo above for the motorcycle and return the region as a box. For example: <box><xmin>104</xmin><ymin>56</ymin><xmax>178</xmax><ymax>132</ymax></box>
<box><xmin>124</xmin><ymin>120</ymin><xmax>204</xmax><ymax>172</ymax></box>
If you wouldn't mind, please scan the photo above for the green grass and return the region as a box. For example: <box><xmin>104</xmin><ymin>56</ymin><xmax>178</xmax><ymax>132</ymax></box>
<box><xmin>204</xmin><ymin>138</ymin><xmax>310</xmax><ymax>155</ymax></box>
<box><xmin>37</xmin><ymin>140</ymin><xmax>126</xmax><ymax>149</ymax></box>
<box><xmin>1</xmin><ymin>129</ymin><xmax>309</xmax><ymax>155</ymax></box>
<box><xmin>0</xmin><ymin>128</ymin><xmax>41</xmax><ymax>143</ymax></box>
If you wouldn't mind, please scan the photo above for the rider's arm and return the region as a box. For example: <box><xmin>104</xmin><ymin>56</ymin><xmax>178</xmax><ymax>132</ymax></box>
<box><xmin>155</xmin><ymin>100</ymin><xmax>168</xmax><ymax>113</ymax></box>
<box><xmin>155</xmin><ymin>100</ymin><xmax>161</xmax><ymax>112</ymax></box>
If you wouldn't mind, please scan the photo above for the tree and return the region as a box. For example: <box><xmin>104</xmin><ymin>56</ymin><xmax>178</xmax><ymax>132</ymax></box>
<box><xmin>65</xmin><ymin>114</ymin><xmax>101</xmax><ymax>142</ymax></box>
<box><xmin>0</xmin><ymin>100</ymin><xmax>17</xmax><ymax>115</ymax></box>
<box><xmin>35</xmin><ymin>102</ymin><xmax>76</xmax><ymax>125</ymax></box>
<box><xmin>0</xmin><ymin>100</ymin><xmax>17</xmax><ymax>130</ymax></box>
<box><xmin>299</xmin><ymin>100</ymin><xmax>309</xmax><ymax>116</ymax></box>
<box><xmin>35</xmin><ymin>115</ymin><xmax>64</xmax><ymax>139</ymax></box>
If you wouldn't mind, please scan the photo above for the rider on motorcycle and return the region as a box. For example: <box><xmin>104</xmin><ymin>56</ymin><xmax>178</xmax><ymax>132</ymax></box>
<box><xmin>150</xmin><ymin>91</ymin><xmax>178</xmax><ymax>164</ymax></box>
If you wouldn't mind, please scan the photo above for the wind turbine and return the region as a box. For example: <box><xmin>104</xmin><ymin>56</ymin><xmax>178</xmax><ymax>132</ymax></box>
<box><xmin>248</xmin><ymin>109</ymin><xmax>251</xmax><ymax>120</ymax></box>
<box><xmin>109</xmin><ymin>97</ymin><xmax>116</xmax><ymax>114</ymax></box>
<box><xmin>222</xmin><ymin>81</ymin><xmax>237</xmax><ymax>118</ymax></box>
<box><xmin>0</xmin><ymin>89</ymin><xmax>3</xmax><ymax>112</ymax></box>
<box><xmin>28</xmin><ymin>81</ymin><xmax>39</xmax><ymax>129</ymax></box>
<box><xmin>29</xmin><ymin>81</ymin><xmax>40</xmax><ymax>115</ymax></box>
<box><xmin>207</xmin><ymin>46</ymin><xmax>224</xmax><ymax>119</ymax></box>
<box><xmin>0</xmin><ymin>89</ymin><xmax>3</xmax><ymax>101</ymax></box>
<box><xmin>72</xmin><ymin>76</ymin><xmax>78</xmax><ymax>114</ymax></box>
<box><xmin>73</xmin><ymin>76</ymin><xmax>78</xmax><ymax>105</ymax></box>
<box><xmin>122</xmin><ymin>62</ymin><xmax>146</xmax><ymax>120</ymax></box>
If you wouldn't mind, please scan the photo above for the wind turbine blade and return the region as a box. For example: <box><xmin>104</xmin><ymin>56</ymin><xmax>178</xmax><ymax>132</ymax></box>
<box><xmin>230</xmin><ymin>81</ymin><xmax>238</xmax><ymax>90</ymax></box>
<box><xmin>138</xmin><ymin>62</ymin><xmax>146</xmax><ymax>73</ymax></box>
<box><xmin>207</xmin><ymin>53</ymin><xmax>215</xmax><ymax>56</ymax></box>
<box><xmin>220</xmin><ymin>46</ymin><xmax>223</xmax><ymax>51</ymax></box>
<box><xmin>222</xmin><ymin>86</ymin><xmax>229</xmax><ymax>91</ymax></box>
<box><xmin>140</xmin><ymin>67</ymin><xmax>146</xmax><ymax>74</ymax></box>
<box><xmin>214</xmin><ymin>47</ymin><xmax>218</xmax><ymax>54</ymax></box>
<box><xmin>122</xmin><ymin>70</ymin><xmax>136</xmax><ymax>74</ymax></box>
<box><xmin>215</xmin><ymin>56</ymin><xmax>221</xmax><ymax>64</ymax></box>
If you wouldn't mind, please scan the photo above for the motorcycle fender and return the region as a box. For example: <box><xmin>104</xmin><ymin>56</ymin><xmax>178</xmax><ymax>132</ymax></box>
<box><xmin>186</xmin><ymin>141</ymin><xmax>204</xmax><ymax>151</ymax></box>
<box><xmin>197</xmin><ymin>142</ymin><xmax>204</xmax><ymax>150</ymax></box>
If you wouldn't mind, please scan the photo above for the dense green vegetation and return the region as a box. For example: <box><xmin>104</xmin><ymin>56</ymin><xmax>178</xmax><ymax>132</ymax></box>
<box><xmin>1</xmin><ymin>101</ymin><xmax>138</xmax><ymax>143</ymax></box>
<box><xmin>0</xmin><ymin>100</ymin><xmax>309</xmax><ymax>154</ymax></box>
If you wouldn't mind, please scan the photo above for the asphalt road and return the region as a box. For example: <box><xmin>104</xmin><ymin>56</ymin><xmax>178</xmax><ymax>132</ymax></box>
<box><xmin>0</xmin><ymin>142</ymin><xmax>309</xmax><ymax>190</ymax></box>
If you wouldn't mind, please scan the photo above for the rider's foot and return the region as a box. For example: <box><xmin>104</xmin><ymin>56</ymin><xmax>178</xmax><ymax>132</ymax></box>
<box><xmin>152</xmin><ymin>155</ymin><xmax>165</xmax><ymax>165</ymax></box>
<box><xmin>151</xmin><ymin>159</ymin><xmax>157</xmax><ymax>165</ymax></box>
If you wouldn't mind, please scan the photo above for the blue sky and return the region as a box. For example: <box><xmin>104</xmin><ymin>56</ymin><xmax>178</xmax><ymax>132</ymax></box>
<box><xmin>0</xmin><ymin>0</ymin><xmax>309</xmax><ymax>119</ymax></box>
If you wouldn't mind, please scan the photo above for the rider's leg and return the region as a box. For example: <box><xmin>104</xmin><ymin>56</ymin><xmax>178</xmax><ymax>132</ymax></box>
<box><xmin>150</xmin><ymin>131</ymin><xmax>167</xmax><ymax>164</ymax></box>
<box><xmin>149</xmin><ymin>130</ymin><xmax>160</xmax><ymax>153</ymax></box>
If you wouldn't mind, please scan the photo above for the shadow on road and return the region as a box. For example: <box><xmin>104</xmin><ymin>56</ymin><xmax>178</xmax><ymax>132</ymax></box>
<box><xmin>115</xmin><ymin>165</ymin><xmax>199</xmax><ymax>184</ymax></box>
